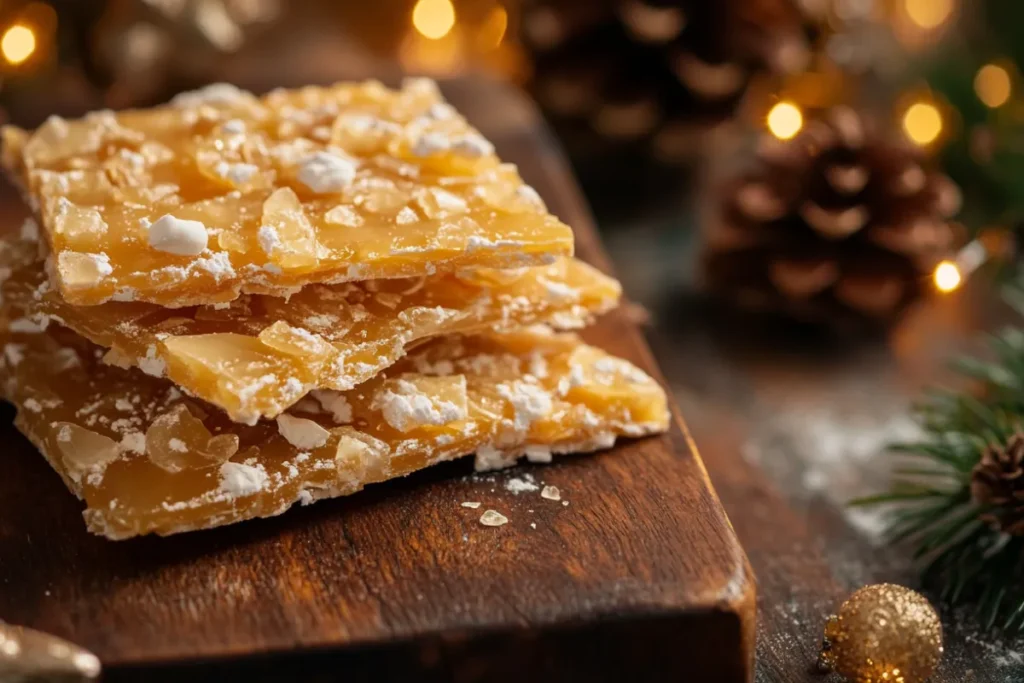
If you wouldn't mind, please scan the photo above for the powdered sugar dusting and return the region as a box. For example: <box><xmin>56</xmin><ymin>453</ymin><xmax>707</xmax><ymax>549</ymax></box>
<box><xmin>218</xmin><ymin>461</ymin><xmax>269</xmax><ymax>498</ymax></box>
<box><xmin>505</xmin><ymin>474</ymin><xmax>539</xmax><ymax>495</ymax></box>
<box><xmin>374</xmin><ymin>379</ymin><xmax>466</xmax><ymax>432</ymax></box>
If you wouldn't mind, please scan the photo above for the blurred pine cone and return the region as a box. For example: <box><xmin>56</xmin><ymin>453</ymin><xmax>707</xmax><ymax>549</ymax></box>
<box><xmin>703</xmin><ymin>106</ymin><xmax>962</xmax><ymax>326</ymax></box>
<box><xmin>972</xmin><ymin>432</ymin><xmax>1024</xmax><ymax>535</ymax></box>
<box><xmin>522</xmin><ymin>0</ymin><xmax>813</xmax><ymax>163</ymax></box>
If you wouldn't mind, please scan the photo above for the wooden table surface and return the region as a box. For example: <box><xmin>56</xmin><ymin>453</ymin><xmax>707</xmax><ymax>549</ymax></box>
<box><xmin>0</xmin><ymin>78</ymin><xmax>754</xmax><ymax>682</ymax></box>
<box><xmin>600</xmin><ymin>175</ymin><xmax>1024</xmax><ymax>682</ymax></box>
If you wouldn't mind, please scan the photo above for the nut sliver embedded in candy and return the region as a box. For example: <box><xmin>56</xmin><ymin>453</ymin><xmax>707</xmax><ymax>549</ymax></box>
<box><xmin>2</xmin><ymin>79</ymin><xmax>574</xmax><ymax>307</ymax></box>
<box><xmin>260</xmin><ymin>188</ymin><xmax>319</xmax><ymax>270</ymax></box>
<box><xmin>3</xmin><ymin>242</ymin><xmax>621</xmax><ymax>423</ymax></box>
<box><xmin>0</xmin><ymin>305</ymin><xmax>670</xmax><ymax>538</ymax></box>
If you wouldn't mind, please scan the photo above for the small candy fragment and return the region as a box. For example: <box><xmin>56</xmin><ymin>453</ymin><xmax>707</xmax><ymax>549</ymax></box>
<box><xmin>276</xmin><ymin>414</ymin><xmax>330</xmax><ymax>450</ymax></box>
<box><xmin>479</xmin><ymin>510</ymin><xmax>509</xmax><ymax>527</ymax></box>
<box><xmin>540</xmin><ymin>485</ymin><xmax>561</xmax><ymax>501</ymax></box>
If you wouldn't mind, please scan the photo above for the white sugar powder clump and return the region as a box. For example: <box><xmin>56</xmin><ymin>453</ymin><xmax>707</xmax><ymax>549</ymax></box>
<box><xmin>222</xmin><ymin>119</ymin><xmax>246</xmax><ymax>134</ymax></box>
<box><xmin>311</xmin><ymin>389</ymin><xmax>353</xmax><ymax>424</ymax></box>
<box><xmin>257</xmin><ymin>225</ymin><xmax>281</xmax><ymax>255</ymax></box>
<box><xmin>411</xmin><ymin>132</ymin><xmax>451</xmax><ymax>157</ymax></box>
<box><xmin>374</xmin><ymin>380</ymin><xmax>466</xmax><ymax>432</ymax></box>
<box><xmin>148</xmin><ymin>215</ymin><xmax>209</xmax><ymax>256</ymax></box>
<box><xmin>539</xmin><ymin>277</ymin><xmax>580</xmax><ymax>303</ymax></box>
<box><xmin>195</xmin><ymin>251</ymin><xmax>235</xmax><ymax>280</ymax></box>
<box><xmin>138</xmin><ymin>345</ymin><xmax>166</xmax><ymax>377</ymax></box>
<box><xmin>215</xmin><ymin>161</ymin><xmax>258</xmax><ymax>185</ymax></box>
<box><xmin>474</xmin><ymin>444</ymin><xmax>515</xmax><ymax>472</ymax></box>
<box><xmin>451</xmin><ymin>133</ymin><xmax>494</xmax><ymax>158</ymax></box>
<box><xmin>218</xmin><ymin>461</ymin><xmax>268</xmax><ymax>498</ymax></box>
<box><xmin>297</xmin><ymin>152</ymin><xmax>358</xmax><ymax>193</ymax></box>
<box><xmin>497</xmin><ymin>382</ymin><xmax>553</xmax><ymax>432</ymax></box>
<box><xmin>172</xmin><ymin>83</ymin><xmax>248</xmax><ymax>107</ymax></box>
<box><xmin>505</xmin><ymin>476</ymin><xmax>539</xmax><ymax>495</ymax></box>
<box><xmin>119</xmin><ymin>431</ymin><xmax>146</xmax><ymax>454</ymax></box>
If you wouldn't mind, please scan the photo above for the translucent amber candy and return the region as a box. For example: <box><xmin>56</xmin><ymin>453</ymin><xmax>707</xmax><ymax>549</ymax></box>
<box><xmin>2</xmin><ymin>241</ymin><xmax>620</xmax><ymax>423</ymax></box>
<box><xmin>2</xmin><ymin>78</ymin><xmax>573</xmax><ymax>307</ymax></box>
<box><xmin>0</xmin><ymin>317</ymin><xmax>670</xmax><ymax>538</ymax></box>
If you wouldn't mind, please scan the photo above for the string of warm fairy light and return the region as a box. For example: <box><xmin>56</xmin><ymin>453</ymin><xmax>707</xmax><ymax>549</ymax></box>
<box><xmin>927</xmin><ymin>57</ymin><xmax>1018</xmax><ymax>292</ymax></box>
<box><xmin>761</xmin><ymin>1</ymin><xmax>1023</xmax><ymax>294</ymax></box>
<box><xmin>412</xmin><ymin>0</ymin><xmax>456</xmax><ymax>40</ymax></box>
<box><xmin>766</xmin><ymin>101</ymin><xmax>803</xmax><ymax>140</ymax></box>
<box><xmin>405</xmin><ymin>0</ymin><xmax>511</xmax><ymax>75</ymax></box>
<box><xmin>1</xmin><ymin>23</ymin><xmax>36</xmax><ymax>65</ymax></box>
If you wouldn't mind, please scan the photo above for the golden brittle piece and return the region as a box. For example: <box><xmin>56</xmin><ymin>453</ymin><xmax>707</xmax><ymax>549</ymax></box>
<box><xmin>2</xmin><ymin>241</ymin><xmax>620</xmax><ymax>423</ymax></box>
<box><xmin>2</xmin><ymin>78</ymin><xmax>573</xmax><ymax>307</ymax></box>
<box><xmin>0</xmin><ymin>316</ymin><xmax>669</xmax><ymax>538</ymax></box>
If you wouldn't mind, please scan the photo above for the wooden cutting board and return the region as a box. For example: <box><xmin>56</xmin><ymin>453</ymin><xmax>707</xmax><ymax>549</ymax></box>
<box><xmin>0</xmin><ymin>77</ymin><xmax>754</xmax><ymax>683</ymax></box>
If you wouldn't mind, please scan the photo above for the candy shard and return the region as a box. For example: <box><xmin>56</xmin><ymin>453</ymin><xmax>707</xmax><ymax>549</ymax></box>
<box><xmin>57</xmin><ymin>252</ymin><xmax>112</xmax><ymax>290</ymax></box>
<box><xmin>145</xmin><ymin>404</ymin><xmax>238</xmax><ymax>473</ymax></box>
<box><xmin>3</xmin><ymin>79</ymin><xmax>574</xmax><ymax>307</ymax></box>
<box><xmin>277</xmin><ymin>414</ymin><xmax>330</xmax><ymax>449</ymax></box>
<box><xmin>3</xmin><ymin>242</ymin><xmax>620</xmax><ymax>423</ymax></box>
<box><xmin>1</xmin><ymin>297</ymin><xmax>669</xmax><ymax>538</ymax></box>
<box><xmin>54</xmin><ymin>422</ymin><xmax>121</xmax><ymax>487</ymax></box>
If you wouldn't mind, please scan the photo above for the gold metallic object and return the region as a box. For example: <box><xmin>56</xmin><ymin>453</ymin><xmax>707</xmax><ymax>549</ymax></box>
<box><xmin>819</xmin><ymin>584</ymin><xmax>943</xmax><ymax>683</ymax></box>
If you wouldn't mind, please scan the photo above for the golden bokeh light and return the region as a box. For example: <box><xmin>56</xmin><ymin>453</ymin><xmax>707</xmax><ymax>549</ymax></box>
<box><xmin>2</xmin><ymin>24</ymin><xmax>36</xmax><ymax>65</ymax></box>
<box><xmin>413</xmin><ymin>0</ymin><xmax>456</xmax><ymax>40</ymax></box>
<box><xmin>933</xmin><ymin>260</ymin><xmax>962</xmax><ymax>293</ymax></box>
<box><xmin>905</xmin><ymin>0</ymin><xmax>953</xmax><ymax>29</ymax></box>
<box><xmin>767</xmin><ymin>101</ymin><xmax>803</xmax><ymax>141</ymax></box>
<box><xmin>975</xmin><ymin>63</ymin><xmax>1012</xmax><ymax>108</ymax></box>
<box><xmin>902</xmin><ymin>102</ymin><xmax>942</xmax><ymax>146</ymax></box>
<box><xmin>478</xmin><ymin>5</ymin><xmax>508</xmax><ymax>49</ymax></box>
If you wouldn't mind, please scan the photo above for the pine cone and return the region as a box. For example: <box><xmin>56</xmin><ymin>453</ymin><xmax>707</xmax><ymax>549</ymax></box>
<box><xmin>702</xmin><ymin>106</ymin><xmax>962</xmax><ymax>325</ymax></box>
<box><xmin>522</xmin><ymin>0</ymin><xmax>812</xmax><ymax>163</ymax></box>
<box><xmin>972</xmin><ymin>433</ymin><xmax>1024</xmax><ymax>535</ymax></box>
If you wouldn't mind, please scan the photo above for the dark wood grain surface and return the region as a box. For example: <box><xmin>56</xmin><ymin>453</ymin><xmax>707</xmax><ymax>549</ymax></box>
<box><xmin>0</xmin><ymin>79</ymin><xmax>754</xmax><ymax>682</ymax></box>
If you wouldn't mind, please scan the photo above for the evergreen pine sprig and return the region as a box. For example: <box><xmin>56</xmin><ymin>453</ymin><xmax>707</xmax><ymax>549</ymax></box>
<box><xmin>853</xmin><ymin>279</ymin><xmax>1024</xmax><ymax>632</ymax></box>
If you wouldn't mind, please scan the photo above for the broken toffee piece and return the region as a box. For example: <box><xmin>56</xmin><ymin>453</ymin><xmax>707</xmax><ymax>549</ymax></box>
<box><xmin>0</xmin><ymin>315</ymin><xmax>670</xmax><ymax>538</ymax></box>
<box><xmin>2</xmin><ymin>78</ymin><xmax>574</xmax><ymax>307</ymax></box>
<box><xmin>2</xmin><ymin>242</ymin><xmax>620</xmax><ymax>424</ymax></box>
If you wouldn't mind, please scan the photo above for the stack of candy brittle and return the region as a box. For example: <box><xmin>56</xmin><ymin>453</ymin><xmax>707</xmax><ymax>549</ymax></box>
<box><xmin>0</xmin><ymin>78</ymin><xmax>669</xmax><ymax>539</ymax></box>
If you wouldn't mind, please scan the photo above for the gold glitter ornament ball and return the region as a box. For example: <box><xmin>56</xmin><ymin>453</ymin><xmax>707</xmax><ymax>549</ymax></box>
<box><xmin>819</xmin><ymin>584</ymin><xmax>943</xmax><ymax>683</ymax></box>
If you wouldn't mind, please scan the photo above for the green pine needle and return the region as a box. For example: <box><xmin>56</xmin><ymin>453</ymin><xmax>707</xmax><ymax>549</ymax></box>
<box><xmin>858</xmin><ymin>275</ymin><xmax>1024</xmax><ymax>634</ymax></box>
